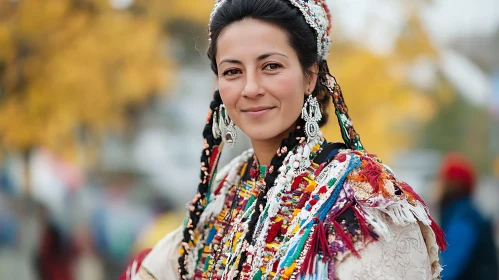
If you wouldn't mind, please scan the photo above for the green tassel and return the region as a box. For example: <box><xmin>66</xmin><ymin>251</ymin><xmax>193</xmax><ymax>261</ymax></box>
<box><xmin>245</xmin><ymin>195</ymin><xmax>256</xmax><ymax>212</ymax></box>
<box><xmin>204</xmin><ymin>255</ymin><xmax>211</xmax><ymax>272</ymax></box>
<box><xmin>252</xmin><ymin>269</ymin><xmax>263</xmax><ymax>279</ymax></box>
<box><xmin>327</xmin><ymin>178</ymin><xmax>337</xmax><ymax>187</ymax></box>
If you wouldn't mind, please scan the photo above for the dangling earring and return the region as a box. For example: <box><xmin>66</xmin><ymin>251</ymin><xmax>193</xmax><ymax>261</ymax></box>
<box><xmin>212</xmin><ymin>108</ymin><xmax>221</xmax><ymax>139</ymax></box>
<box><xmin>218</xmin><ymin>104</ymin><xmax>238</xmax><ymax>148</ymax></box>
<box><xmin>301</xmin><ymin>94</ymin><xmax>322</xmax><ymax>140</ymax></box>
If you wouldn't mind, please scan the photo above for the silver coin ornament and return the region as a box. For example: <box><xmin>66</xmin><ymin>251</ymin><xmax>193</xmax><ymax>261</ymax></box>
<box><xmin>301</xmin><ymin>95</ymin><xmax>322</xmax><ymax>141</ymax></box>
<box><xmin>218</xmin><ymin>104</ymin><xmax>238</xmax><ymax>148</ymax></box>
<box><xmin>305</xmin><ymin>121</ymin><xmax>320</xmax><ymax>139</ymax></box>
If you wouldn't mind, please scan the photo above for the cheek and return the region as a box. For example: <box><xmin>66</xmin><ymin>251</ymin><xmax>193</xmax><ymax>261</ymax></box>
<box><xmin>272</xmin><ymin>74</ymin><xmax>305</xmax><ymax>109</ymax></box>
<box><xmin>218</xmin><ymin>80</ymin><xmax>241</xmax><ymax>117</ymax></box>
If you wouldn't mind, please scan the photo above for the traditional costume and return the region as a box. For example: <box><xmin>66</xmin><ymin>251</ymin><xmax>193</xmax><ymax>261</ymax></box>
<box><xmin>121</xmin><ymin>1</ymin><xmax>446</xmax><ymax>279</ymax></box>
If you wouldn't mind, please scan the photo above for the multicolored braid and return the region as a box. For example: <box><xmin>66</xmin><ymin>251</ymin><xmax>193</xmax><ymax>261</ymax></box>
<box><xmin>178</xmin><ymin>90</ymin><xmax>224</xmax><ymax>279</ymax></box>
<box><xmin>319</xmin><ymin>61</ymin><xmax>365</xmax><ymax>151</ymax></box>
<box><xmin>235</xmin><ymin>118</ymin><xmax>307</xmax><ymax>279</ymax></box>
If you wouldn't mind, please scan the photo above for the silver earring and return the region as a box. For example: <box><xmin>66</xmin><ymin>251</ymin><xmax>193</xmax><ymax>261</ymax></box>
<box><xmin>218</xmin><ymin>104</ymin><xmax>237</xmax><ymax>148</ymax></box>
<box><xmin>301</xmin><ymin>95</ymin><xmax>322</xmax><ymax>140</ymax></box>
<box><xmin>212</xmin><ymin>109</ymin><xmax>221</xmax><ymax>139</ymax></box>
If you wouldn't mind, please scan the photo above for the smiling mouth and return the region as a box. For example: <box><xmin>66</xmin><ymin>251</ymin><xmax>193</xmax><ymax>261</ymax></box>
<box><xmin>241</xmin><ymin>106</ymin><xmax>276</xmax><ymax>117</ymax></box>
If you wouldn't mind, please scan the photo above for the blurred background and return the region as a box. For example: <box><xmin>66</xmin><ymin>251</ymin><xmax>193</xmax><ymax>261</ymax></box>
<box><xmin>0</xmin><ymin>0</ymin><xmax>498</xmax><ymax>279</ymax></box>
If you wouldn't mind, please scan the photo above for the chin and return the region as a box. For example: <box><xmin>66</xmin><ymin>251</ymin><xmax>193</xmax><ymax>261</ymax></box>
<box><xmin>241</xmin><ymin>125</ymin><xmax>289</xmax><ymax>142</ymax></box>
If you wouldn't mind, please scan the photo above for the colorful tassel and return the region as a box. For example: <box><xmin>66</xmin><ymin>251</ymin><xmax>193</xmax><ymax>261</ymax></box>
<box><xmin>300</xmin><ymin>221</ymin><xmax>332</xmax><ymax>274</ymax></box>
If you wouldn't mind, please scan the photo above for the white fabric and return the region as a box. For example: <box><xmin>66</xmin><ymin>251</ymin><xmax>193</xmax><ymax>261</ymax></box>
<box><xmin>138</xmin><ymin>226</ymin><xmax>183</xmax><ymax>280</ymax></box>
<box><xmin>335</xmin><ymin>213</ymin><xmax>435</xmax><ymax>280</ymax></box>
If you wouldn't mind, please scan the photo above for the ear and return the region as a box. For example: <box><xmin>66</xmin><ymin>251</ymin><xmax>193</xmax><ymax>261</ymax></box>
<box><xmin>305</xmin><ymin>63</ymin><xmax>319</xmax><ymax>95</ymax></box>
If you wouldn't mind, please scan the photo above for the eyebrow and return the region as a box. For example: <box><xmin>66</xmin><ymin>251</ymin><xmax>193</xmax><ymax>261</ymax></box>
<box><xmin>218</xmin><ymin>52</ymin><xmax>288</xmax><ymax>68</ymax></box>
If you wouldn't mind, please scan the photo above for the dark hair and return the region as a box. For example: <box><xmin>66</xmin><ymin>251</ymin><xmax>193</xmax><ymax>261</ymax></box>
<box><xmin>208</xmin><ymin>0</ymin><xmax>331</xmax><ymax>127</ymax></box>
<box><xmin>178</xmin><ymin>0</ymin><xmax>333</xmax><ymax>278</ymax></box>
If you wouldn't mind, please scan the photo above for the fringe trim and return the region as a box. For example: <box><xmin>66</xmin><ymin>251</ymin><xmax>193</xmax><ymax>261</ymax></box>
<box><xmin>385</xmin><ymin>200</ymin><xmax>431</xmax><ymax>226</ymax></box>
<box><xmin>359</xmin><ymin>198</ymin><xmax>443</xmax><ymax>279</ymax></box>
<box><xmin>360</xmin><ymin>198</ymin><xmax>431</xmax><ymax>242</ymax></box>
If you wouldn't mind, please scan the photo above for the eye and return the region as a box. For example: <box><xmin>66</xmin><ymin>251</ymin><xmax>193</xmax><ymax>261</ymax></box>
<box><xmin>264</xmin><ymin>63</ymin><xmax>282</xmax><ymax>71</ymax></box>
<box><xmin>222</xmin><ymin>69</ymin><xmax>242</xmax><ymax>77</ymax></box>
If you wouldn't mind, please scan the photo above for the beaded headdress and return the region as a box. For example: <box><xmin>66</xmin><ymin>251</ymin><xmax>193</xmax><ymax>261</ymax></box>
<box><xmin>210</xmin><ymin>0</ymin><xmax>333</xmax><ymax>60</ymax></box>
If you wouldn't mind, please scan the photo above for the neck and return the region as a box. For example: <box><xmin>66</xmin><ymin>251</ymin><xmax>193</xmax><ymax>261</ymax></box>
<box><xmin>251</xmin><ymin>139</ymin><xmax>280</xmax><ymax>166</ymax></box>
<box><xmin>250</xmin><ymin>125</ymin><xmax>297</xmax><ymax>166</ymax></box>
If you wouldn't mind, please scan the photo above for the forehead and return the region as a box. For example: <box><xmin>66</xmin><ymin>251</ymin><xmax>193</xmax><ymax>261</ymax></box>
<box><xmin>216</xmin><ymin>19</ymin><xmax>295</xmax><ymax>61</ymax></box>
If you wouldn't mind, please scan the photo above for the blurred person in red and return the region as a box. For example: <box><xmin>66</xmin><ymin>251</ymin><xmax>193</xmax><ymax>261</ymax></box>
<box><xmin>437</xmin><ymin>153</ymin><xmax>498</xmax><ymax>280</ymax></box>
<box><xmin>35</xmin><ymin>204</ymin><xmax>73</xmax><ymax>280</ymax></box>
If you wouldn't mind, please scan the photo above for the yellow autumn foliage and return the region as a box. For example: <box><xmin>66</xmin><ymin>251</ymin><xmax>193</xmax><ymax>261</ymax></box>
<box><xmin>0</xmin><ymin>0</ymin><xmax>452</xmax><ymax>166</ymax></box>
<box><xmin>135</xmin><ymin>0</ymin><xmax>213</xmax><ymax>25</ymax></box>
<box><xmin>0</xmin><ymin>0</ymin><xmax>170</xmax><ymax>160</ymax></box>
<box><xmin>324</xmin><ymin>15</ymin><xmax>447</xmax><ymax>161</ymax></box>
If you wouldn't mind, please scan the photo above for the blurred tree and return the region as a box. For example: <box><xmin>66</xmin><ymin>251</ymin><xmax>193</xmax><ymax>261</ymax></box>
<box><xmin>133</xmin><ymin>0</ymin><xmax>212</xmax><ymax>26</ymax></box>
<box><xmin>325</xmin><ymin>14</ymin><xmax>451</xmax><ymax>162</ymax></box>
<box><xmin>132</xmin><ymin>0</ymin><xmax>212</xmax><ymax>63</ymax></box>
<box><xmin>421</xmin><ymin>91</ymin><xmax>491</xmax><ymax>173</ymax></box>
<box><xmin>494</xmin><ymin>156</ymin><xmax>499</xmax><ymax>178</ymax></box>
<box><xmin>0</xmin><ymin>0</ymin><xmax>170</xmax><ymax>193</ymax></box>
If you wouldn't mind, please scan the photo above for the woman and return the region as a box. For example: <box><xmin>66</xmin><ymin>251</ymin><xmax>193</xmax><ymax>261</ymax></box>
<box><xmin>122</xmin><ymin>0</ymin><xmax>446</xmax><ymax>279</ymax></box>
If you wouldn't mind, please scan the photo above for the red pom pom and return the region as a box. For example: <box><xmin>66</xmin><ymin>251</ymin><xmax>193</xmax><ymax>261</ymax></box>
<box><xmin>266</xmin><ymin>219</ymin><xmax>284</xmax><ymax>243</ymax></box>
<box><xmin>337</xmin><ymin>153</ymin><xmax>347</xmax><ymax>163</ymax></box>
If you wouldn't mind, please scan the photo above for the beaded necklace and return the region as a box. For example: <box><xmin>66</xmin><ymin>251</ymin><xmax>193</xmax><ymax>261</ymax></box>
<box><xmin>244</xmin><ymin>138</ymin><xmax>323</xmax><ymax>278</ymax></box>
<box><xmin>247</xmin><ymin>141</ymin><xmax>359</xmax><ymax>279</ymax></box>
<box><xmin>189</xmin><ymin>135</ymin><xmax>327</xmax><ymax>279</ymax></box>
<box><xmin>184</xmin><ymin>143</ymin><xmax>446</xmax><ymax>280</ymax></box>
<box><xmin>221</xmin><ymin>136</ymin><xmax>325</xmax><ymax>279</ymax></box>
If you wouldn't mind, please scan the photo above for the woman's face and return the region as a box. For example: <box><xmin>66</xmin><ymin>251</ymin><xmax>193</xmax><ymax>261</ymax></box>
<box><xmin>216</xmin><ymin>19</ymin><xmax>317</xmax><ymax>143</ymax></box>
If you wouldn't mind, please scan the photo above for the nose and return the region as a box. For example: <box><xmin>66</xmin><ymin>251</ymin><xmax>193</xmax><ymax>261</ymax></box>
<box><xmin>242</xmin><ymin>71</ymin><xmax>263</xmax><ymax>98</ymax></box>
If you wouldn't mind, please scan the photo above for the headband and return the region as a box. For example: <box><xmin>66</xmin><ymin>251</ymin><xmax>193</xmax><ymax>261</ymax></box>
<box><xmin>210</xmin><ymin>0</ymin><xmax>332</xmax><ymax>60</ymax></box>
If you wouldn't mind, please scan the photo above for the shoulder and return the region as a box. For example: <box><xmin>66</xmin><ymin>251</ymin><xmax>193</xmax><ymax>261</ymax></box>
<box><xmin>315</xmin><ymin>149</ymin><xmax>445</xmax><ymax>278</ymax></box>
<box><xmin>329</xmin><ymin>149</ymin><xmax>444</xmax><ymax>243</ymax></box>
<box><xmin>120</xmin><ymin>227</ymin><xmax>183</xmax><ymax>280</ymax></box>
<box><xmin>320</xmin><ymin>149</ymin><xmax>435</xmax><ymax>226</ymax></box>
<box><xmin>336</xmin><ymin>149</ymin><xmax>403</xmax><ymax>203</ymax></box>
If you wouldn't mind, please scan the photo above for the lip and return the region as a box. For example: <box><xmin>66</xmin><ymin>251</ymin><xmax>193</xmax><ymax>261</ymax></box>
<box><xmin>241</xmin><ymin>106</ymin><xmax>276</xmax><ymax>117</ymax></box>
